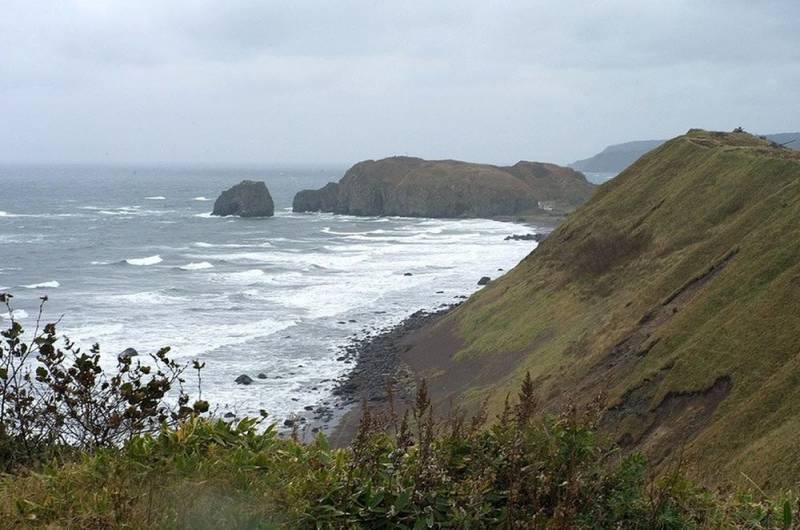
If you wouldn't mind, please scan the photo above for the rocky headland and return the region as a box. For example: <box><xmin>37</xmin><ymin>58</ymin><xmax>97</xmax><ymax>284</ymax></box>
<box><xmin>293</xmin><ymin>156</ymin><xmax>594</xmax><ymax>218</ymax></box>
<box><xmin>212</xmin><ymin>180</ymin><xmax>274</xmax><ymax>217</ymax></box>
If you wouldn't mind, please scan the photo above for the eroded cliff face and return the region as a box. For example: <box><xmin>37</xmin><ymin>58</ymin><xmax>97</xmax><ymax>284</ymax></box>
<box><xmin>292</xmin><ymin>156</ymin><xmax>594</xmax><ymax>218</ymax></box>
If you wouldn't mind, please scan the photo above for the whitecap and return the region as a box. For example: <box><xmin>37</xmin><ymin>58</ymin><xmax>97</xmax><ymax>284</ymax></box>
<box><xmin>194</xmin><ymin>212</ymin><xmax>213</xmax><ymax>218</ymax></box>
<box><xmin>109</xmin><ymin>291</ymin><xmax>185</xmax><ymax>305</ymax></box>
<box><xmin>192</xmin><ymin>241</ymin><xmax>271</xmax><ymax>249</ymax></box>
<box><xmin>0</xmin><ymin>211</ymin><xmax>80</xmax><ymax>219</ymax></box>
<box><xmin>145</xmin><ymin>196</ymin><xmax>166</xmax><ymax>200</ymax></box>
<box><xmin>192</xmin><ymin>197</ymin><xmax>212</xmax><ymax>201</ymax></box>
<box><xmin>0</xmin><ymin>309</ymin><xmax>28</xmax><ymax>320</ymax></box>
<box><xmin>22</xmin><ymin>281</ymin><xmax>60</xmax><ymax>289</ymax></box>
<box><xmin>179</xmin><ymin>261</ymin><xmax>214</xmax><ymax>271</ymax></box>
<box><xmin>125</xmin><ymin>255</ymin><xmax>162</xmax><ymax>266</ymax></box>
<box><xmin>199</xmin><ymin>251</ymin><xmax>274</xmax><ymax>263</ymax></box>
<box><xmin>216</xmin><ymin>269</ymin><xmax>266</xmax><ymax>283</ymax></box>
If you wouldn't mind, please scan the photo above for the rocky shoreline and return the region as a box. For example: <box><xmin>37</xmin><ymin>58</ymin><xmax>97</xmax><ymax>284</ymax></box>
<box><xmin>287</xmin><ymin>223</ymin><xmax>556</xmax><ymax>442</ymax></box>
<box><xmin>295</xmin><ymin>305</ymin><xmax>458</xmax><ymax>442</ymax></box>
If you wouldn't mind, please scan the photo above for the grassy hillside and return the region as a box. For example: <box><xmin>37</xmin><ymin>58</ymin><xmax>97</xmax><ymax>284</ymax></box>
<box><xmin>402</xmin><ymin>129</ymin><xmax>800</xmax><ymax>490</ymax></box>
<box><xmin>570</xmin><ymin>132</ymin><xmax>799</xmax><ymax>173</ymax></box>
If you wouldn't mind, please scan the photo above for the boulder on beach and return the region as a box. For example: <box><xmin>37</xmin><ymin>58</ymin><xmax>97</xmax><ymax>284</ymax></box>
<box><xmin>478</xmin><ymin>276</ymin><xmax>491</xmax><ymax>285</ymax></box>
<box><xmin>212</xmin><ymin>180</ymin><xmax>274</xmax><ymax>218</ymax></box>
<box><xmin>118</xmin><ymin>348</ymin><xmax>138</xmax><ymax>361</ymax></box>
<box><xmin>235</xmin><ymin>374</ymin><xmax>254</xmax><ymax>385</ymax></box>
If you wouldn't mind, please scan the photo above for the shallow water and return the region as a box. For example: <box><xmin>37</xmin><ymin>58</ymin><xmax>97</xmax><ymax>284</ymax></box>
<box><xmin>0</xmin><ymin>164</ymin><xmax>540</xmax><ymax>420</ymax></box>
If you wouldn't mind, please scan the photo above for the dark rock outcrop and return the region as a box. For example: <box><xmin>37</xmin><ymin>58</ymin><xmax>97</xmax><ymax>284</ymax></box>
<box><xmin>505</xmin><ymin>233</ymin><xmax>546</xmax><ymax>242</ymax></box>
<box><xmin>235</xmin><ymin>374</ymin><xmax>254</xmax><ymax>385</ymax></box>
<box><xmin>118</xmin><ymin>348</ymin><xmax>138</xmax><ymax>361</ymax></box>
<box><xmin>293</xmin><ymin>182</ymin><xmax>340</xmax><ymax>212</ymax></box>
<box><xmin>212</xmin><ymin>180</ymin><xmax>274</xmax><ymax>218</ymax></box>
<box><xmin>477</xmin><ymin>276</ymin><xmax>491</xmax><ymax>285</ymax></box>
<box><xmin>293</xmin><ymin>156</ymin><xmax>594</xmax><ymax>219</ymax></box>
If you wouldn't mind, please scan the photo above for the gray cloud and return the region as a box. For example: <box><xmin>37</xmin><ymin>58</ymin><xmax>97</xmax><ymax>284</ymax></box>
<box><xmin>1</xmin><ymin>0</ymin><xmax>798</xmax><ymax>165</ymax></box>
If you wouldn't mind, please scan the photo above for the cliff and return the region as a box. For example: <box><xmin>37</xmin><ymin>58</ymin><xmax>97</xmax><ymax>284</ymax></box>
<box><xmin>293</xmin><ymin>156</ymin><xmax>594</xmax><ymax>218</ymax></box>
<box><xmin>397</xmin><ymin>130</ymin><xmax>800</xmax><ymax>489</ymax></box>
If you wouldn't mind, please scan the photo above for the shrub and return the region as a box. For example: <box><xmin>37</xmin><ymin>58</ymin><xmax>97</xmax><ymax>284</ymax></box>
<box><xmin>0</xmin><ymin>294</ymin><xmax>206</xmax><ymax>469</ymax></box>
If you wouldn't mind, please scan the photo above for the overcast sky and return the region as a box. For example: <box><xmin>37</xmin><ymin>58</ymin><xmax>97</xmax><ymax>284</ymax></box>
<box><xmin>1</xmin><ymin>1</ymin><xmax>798</xmax><ymax>166</ymax></box>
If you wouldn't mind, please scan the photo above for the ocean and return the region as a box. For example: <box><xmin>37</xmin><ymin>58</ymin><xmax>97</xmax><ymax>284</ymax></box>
<box><xmin>0</xmin><ymin>164</ymin><xmax>539</xmax><ymax>421</ymax></box>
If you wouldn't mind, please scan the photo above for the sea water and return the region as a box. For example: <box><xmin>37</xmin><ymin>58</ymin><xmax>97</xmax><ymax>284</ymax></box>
<box><xmin>0</xmin><ymin>164</ymin><xmax>539</xmax><ymax>420</ymax></box>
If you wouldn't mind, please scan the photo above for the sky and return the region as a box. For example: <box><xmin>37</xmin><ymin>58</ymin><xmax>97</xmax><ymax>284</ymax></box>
<box><xmin>1</xmin><ymin>1</ymin><xmax>799</xmax><ymax>166</ymax></box>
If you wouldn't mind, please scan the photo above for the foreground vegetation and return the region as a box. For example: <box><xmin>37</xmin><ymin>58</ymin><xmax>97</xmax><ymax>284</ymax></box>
<box><xmin>0</xmin><ymin>300</ymin><xmax>797</xmax><ymax>529</ymax></box>
<box><xmin>1</xmin><ymin>383</ymin><xmax>798</xmax><ymax>529</ymax></box>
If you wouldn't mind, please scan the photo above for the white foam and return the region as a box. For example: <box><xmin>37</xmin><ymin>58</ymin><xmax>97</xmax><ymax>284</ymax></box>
<box><xmin>192</xmin><ymin>241</ymin><xmax>271</xmax><ymax>249</ymax></box>
<box><xmin>22</xmin><ymin>280</ymin><xmax>60</xmax><ymax>289</ymax></box>
<box><xmin>214</xmin><ymin>269</ymin><xmax>266</xmax><ymax>283</ymax></box>
<box><xmin>193</xmin><ymin>197</ymin><xmax>212</xmax><ymax>201</ymax></box>
<box><xmin>64</xmin><ymin>316</ymin><xmax>297</xmax><ymax>366</ymax></box>
<box><xmin>97</xmin><ymin>206</ymin><xmax>170</xmax><ymax>217</ymax></box>
<box><xmin>194</xmin><ymin>212</ymin><xmax>213</xmax><ymax>218</ymax></box>
<box><xmin>201</xmin><ymin>251</ymin><xmax>275</xmax><ymax>263</ymax></box>
<box><xmin>125</xmin><ymin>255</ymin><xmax>162</xmax><ymax>266</ymax></box>
<box><xmin>179</xmin><ymin>261</ymin><xmax>214</xmax><ymax>271</ymax></box>
<box><xmin>146</xmin><ymin>196</ymin><xmax>166</xmax><ymax>200</ymax></box>
<box><xmin>109</xmin><ymin>291</ymin><xmax>185</xmax><ymax>305</ymax></box>
<box><xmin>99</xmin><ymin>206</ymin><xmax>142</xmax><ymax>216</ymax></box>
<box><xmin>7</xmin><ymin>208</ymin><xmax>539</xmax><ymax>420</ymax></box>
<box><xmin>0</xmin><ymin>309</ymin><xmax>28</xmax><ymax>320</ymax></box>
<box><xmin>0</xmin><ymin>211</ymin><xmax>80</xmax><ymax>219</ymax></box>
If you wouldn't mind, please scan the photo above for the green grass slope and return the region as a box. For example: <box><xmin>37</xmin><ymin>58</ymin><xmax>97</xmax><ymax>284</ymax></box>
<box><xmin>406</xmin><ymin>129</ymin><xmax>800</xmax><ymax>490</ymax></box>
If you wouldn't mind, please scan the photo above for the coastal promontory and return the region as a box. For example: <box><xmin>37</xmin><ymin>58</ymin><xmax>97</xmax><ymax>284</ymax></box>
<box><xmin>212</xmin><ymin>180</ymin><xmax>274</xmax><ymax>217</ymax></box>
<box><xmin>292</xmin><ymin>156</ymin><xmax>594</xmax><ymax>218</ymax></box>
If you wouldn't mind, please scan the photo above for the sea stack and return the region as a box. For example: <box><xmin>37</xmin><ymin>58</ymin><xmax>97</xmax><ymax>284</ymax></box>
<box><xmin>292</xmin><ymin>156</ymin><xmax>594</xmax><ymax>219</ymax></box>
<box><xmin>212</xmin><ymin>180</ymin><xmax>274</xmax><ymax>218</ymax></box>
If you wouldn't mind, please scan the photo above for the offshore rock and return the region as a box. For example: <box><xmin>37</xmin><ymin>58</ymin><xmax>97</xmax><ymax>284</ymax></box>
<box><xmin>213</xmin><ymin>180</ymin><xmax>274</xmax><ymax>217</ymax></box>
<box><xmin>293</xmin><ymin>156</ymin><xmax>594</xmax><ymax>218</ymax></box>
